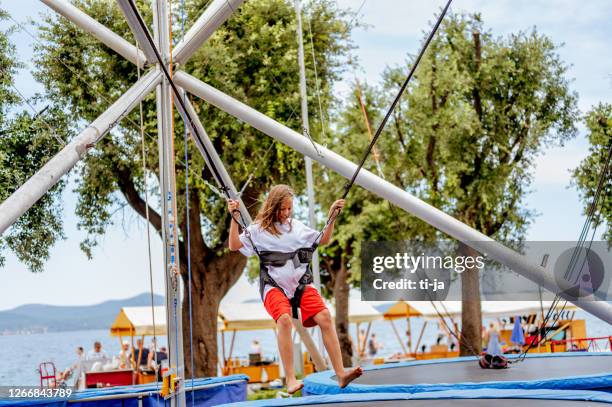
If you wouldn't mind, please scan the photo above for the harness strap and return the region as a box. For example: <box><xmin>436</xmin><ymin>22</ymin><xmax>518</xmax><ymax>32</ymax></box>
<box><xmin>258</xmin><ymin>250</ymin><xmax>314</xmax><ymax>320</ymax></box>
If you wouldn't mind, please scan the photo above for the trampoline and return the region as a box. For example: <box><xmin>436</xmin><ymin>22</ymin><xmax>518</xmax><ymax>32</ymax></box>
<box><xmin>224</xmin><ymin>389</ymin><xmax>612</xmax><ymax>406</ymax></box>
<box><xmin>0</xmin><ymin>375</ymin><xmax>248</xmax><ymax>407</ymax></box>
<box><xmin>304</xmin><ymin>353</ymin><xmax>612</xmax><ymax>395</ymax></box>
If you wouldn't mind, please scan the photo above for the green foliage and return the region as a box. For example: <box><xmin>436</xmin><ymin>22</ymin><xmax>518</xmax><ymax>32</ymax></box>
<box><xmin>30</xmin><ymin>0</ymin><xmax>354</xmax><ymax>263</ymax></box>
<box><xmin>0</xmin><ymin>9</ymin><xmax>71</xmax><ymax>272</ymax></box>
<box><xmin>317</xmin><ymin>13</ymin><xmax>579</xmax><ymax>287</ymax></box>
<box><xmin>571</xmin><ymin>103</ymin><xmax>612</xmax><ymax>242</ymax></box>
<box><xmin>0</xmin><ymin>8</ymin><xmax>19</xmax><ymax>124</ymax></box>
<box><xmin>0</xmin><ymin>109</ymin><xmax>71</xmax><ymax>272</ymax></box>
<box><xmin>247</xmin><ymin>387</ymin><xmax>298</xmax><ymax>400</ymax></box>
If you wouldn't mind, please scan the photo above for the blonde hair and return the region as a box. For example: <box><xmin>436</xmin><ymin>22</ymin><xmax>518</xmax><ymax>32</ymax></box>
<box><xmin>255</xmin><ymin>184</ymin><xmax>294</xmax><ymax>236</ymax></box>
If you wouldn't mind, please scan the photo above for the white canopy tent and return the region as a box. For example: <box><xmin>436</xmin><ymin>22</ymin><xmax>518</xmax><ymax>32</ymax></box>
<box><xmin>218</xmin><ymin>299</ymin><xmax>383</xmax><ymax>332</ymax></box>
<box><xmin>376</xmin><ymin>300</ymin><xmax>576</xmax><ymax>320</ymax></box>
<box><xmin>110</xmin><ymin>306</ymin><xmax>168</xmax><ymax>337</ymax></box>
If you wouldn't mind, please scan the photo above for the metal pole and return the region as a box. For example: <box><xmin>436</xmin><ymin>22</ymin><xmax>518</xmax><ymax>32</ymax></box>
<box><xmin>172</xmin><ymin>89</ymin><xmax>252</xmax><ymax>224</ymax></box>
<box><xmin>294</xmin><ymin>0</ymin><xmax>325</xmax><ymax>359</ymax></box>
<box><xmin>0</xmin><ymin>70</ymin><xmax>161</xmax><ymax>234</ymax></box>
<box><xmin>294</xmin><ymin>0</ymin><xmax>321</xmax><ymax>291</ymax></box>
<box><xmin>116</xmin><ymin>0</ymin><xmax>159</xmax><ymax>62</ymax></box>
<box><xmin>40</xmin><ymin>0</ymin><xmax>147</xmax><ymax>67</ymax></box>
<box><xmin>152</xmin><ymin>0</ymin><xmax>186</xmax><ymax>405</ymax></box>
<box><xmin>174</xmin><ymin>71</ymin><xmax>612</xmax><ymax>324</ymax></box>
<box><xmin>172</xmin><ymin>0</ymin><xmax>245</xmax><ymax>66</ymax></box>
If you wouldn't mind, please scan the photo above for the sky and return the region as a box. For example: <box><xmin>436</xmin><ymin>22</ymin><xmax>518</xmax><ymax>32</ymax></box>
<box><xmin>0</xmin><ymin>0</ymin><xmax>610</xmax><ymax>311</ymax></box>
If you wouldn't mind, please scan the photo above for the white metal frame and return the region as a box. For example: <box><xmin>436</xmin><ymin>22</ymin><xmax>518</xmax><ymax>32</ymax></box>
<box><xmin>0</xmin><ymin>3</ymin><xmax>608</xmax><ymax>402</ymax></box>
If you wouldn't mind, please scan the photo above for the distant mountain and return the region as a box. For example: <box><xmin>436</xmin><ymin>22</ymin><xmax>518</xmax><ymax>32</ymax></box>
<box><xmin>0</xmin><ymin>293</ymin><xmax>164</xmax><ymax>334</ymax></box>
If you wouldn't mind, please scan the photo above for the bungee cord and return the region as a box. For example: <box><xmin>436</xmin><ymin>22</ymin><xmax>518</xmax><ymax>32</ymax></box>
<box><xmin>311</xmin><ymin>0</ymin><xmax>453</xmax><ymax>244</ymax></box>
<box><xmin>512</xmin><ymin>140</ymin><xmax>611</xmax><ymax>364</ymax></box>
<box><xmin>339</xmin><ymin>0</ymin><xmax>453</xmax><ymax>201</ymax></box>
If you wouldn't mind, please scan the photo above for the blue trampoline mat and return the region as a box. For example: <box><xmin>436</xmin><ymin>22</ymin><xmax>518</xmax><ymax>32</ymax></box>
<box><xmin>0</xmin><ymin>375</ymin><xmax>249</xmax><ymax>407</ymax></box>
<box><xmin>225</xmin><ymin>389</ymin><xmax>612</xmax><ymax>406</ymax></box>
<box><xmin>305</xmin><ymin>353</ymin><xmax>612</xmax><ymax>395</ymax></box>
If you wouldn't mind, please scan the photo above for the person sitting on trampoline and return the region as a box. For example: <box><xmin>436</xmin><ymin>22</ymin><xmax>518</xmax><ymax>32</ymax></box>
<box><xmin>228</xmin><ymin>184</ymin><xmax>363</xmax><ymax>394</ymax></box>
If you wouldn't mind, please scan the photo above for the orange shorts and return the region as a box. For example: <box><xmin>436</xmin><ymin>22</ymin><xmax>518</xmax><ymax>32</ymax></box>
<box><xmin>263</xmin><ymin>286</ymin><xmax>327</xmax><ymax>328</ymax></box>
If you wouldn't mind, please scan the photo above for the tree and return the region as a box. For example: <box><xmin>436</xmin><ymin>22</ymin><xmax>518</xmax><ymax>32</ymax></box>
<box><xmin>572</xmin><ymin>103</ymin><xmax>611</xmax><ymax>242</ymax></box>
<box><xmin>320</xmin><ymin>12</ymin><xmax>579</xmax><ymax>358</ymax></box>
<box><xmin>27</xmin><ymin>0</ymin><xmax>353</xmax><ymax>376</ymax></box>
<box><xmin>0</xmin><ymin>9</ymin><xmax>71</xmax><ymax>273</ymax></box>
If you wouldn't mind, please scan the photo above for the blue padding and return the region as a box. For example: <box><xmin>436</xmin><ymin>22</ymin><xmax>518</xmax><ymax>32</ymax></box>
<box><xmin>0</xmin><ymin>375</ymin><xmax>248</xmax><ymax>407</ymax></box>
<box><xmin>223</xmin><ymin>389</ymin><xmax>612</xmax><ymax>406</ymax></box>
<box><xmin>303</xmin><ymin>353</ymin><xmax>612</xmax><ymax>396</ymax></box>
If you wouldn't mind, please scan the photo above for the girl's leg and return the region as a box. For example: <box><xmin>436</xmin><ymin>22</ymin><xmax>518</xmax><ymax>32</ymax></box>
<box><xmin>276</xmin><ymin>314</ymin><xmax>303</xmax><ymax>393</ymax></box>
<box><xmin>313</xmin><ymin>309</ymin><xmax>363</xmax><ymax>388</ymax></box>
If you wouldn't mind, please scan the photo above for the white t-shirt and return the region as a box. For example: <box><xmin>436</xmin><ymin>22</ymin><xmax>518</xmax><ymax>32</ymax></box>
<box><xmin>87</xmin><ymin>350</ymin><xmax>109</xmax><ymax>362</ymax></box>
<box><xmin>239</xmin><ymin>218</ymin><xmax>319</xmax><ymax>300</ymax></box>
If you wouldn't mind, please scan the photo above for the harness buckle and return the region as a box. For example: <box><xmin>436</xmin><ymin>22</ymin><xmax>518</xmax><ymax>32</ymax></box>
<box><xmin>296</xmin><ymin>248</ymin><xmax>314</xmax><ymax>264</ymax></box>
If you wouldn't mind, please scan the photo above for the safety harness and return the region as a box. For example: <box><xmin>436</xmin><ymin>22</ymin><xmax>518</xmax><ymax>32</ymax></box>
<box><xmin>236</xmin><ymin>218</ymin><xmax>322</xmax><ymax>321</ymax></box>
<box><xmin>258</xmin><ymin>246</ymin><xmax>317</xmax><ymax>319</ymax></box>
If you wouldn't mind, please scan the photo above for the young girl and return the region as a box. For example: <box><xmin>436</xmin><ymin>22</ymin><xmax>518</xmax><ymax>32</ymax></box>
<box><xmin>228</xmin><ymin>184</ymin><xmax>363</xmax><ymax>393</ymax></box>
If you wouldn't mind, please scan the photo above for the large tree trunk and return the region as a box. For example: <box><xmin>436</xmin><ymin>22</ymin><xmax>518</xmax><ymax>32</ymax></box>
<box><xmin>181</xmin><ymin>251</ymin><xmax>246</xmax><ymax>377</ymax></box>
<box><xmin>333</xmin><ymin>251</ymin><xmax>353</xmax><ymax>367</ymax></box>
<box><xmin>120</xmin><ymin>168</ymin><xmax>258</xmax><ymax>378</ymax></box>
<box><xmin>459</xmin><ymin>242</ymin><xmax>483</xmax><ymax>356</ymax></box>
<box><xmin>456</xmin><ymin>29</ymin><xmax>485</xmax><ymax>358</ymax></box>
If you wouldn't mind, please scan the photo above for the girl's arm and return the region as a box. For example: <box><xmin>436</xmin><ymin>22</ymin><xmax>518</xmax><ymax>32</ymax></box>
<box><xmin>319</xmin><ymin>199</ymin><xmax>345</xmax><ymax>245</ymax></box>
<box><xmin>228</xmin><ymin>199</ymin><xmax>244</xmax><ymax>251</ymax></box>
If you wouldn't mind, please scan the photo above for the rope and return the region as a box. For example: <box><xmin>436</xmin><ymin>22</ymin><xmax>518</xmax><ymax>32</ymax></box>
<box><xmin>178</xmin><ymin>0</ymin><xmax>197</xmax><ymax>401</ymax></box>
<box><xmin>305</xmin><ymin>14</ymin><xmax>327</xmax><ymax>148</ymax></box>
<box><xmin>308</xmin><ymin>1</ymin><xmax>454</xmax><ymax>245</ymax></box>
<box><xmin>125</xmin><ymin>0</ymin><xmax>229</xmax><ymax>195</ymax></box>
<box><xmin>136</xmin><ymin>41</ymin><xmax>160</xmax><ymax>397</ymax></box>
<box><xmin>513</xmin><ymin>140</ymin><xmax>611</xmax><ymax>363</ymax></box>
<box><xmin>354</xmin><ymin>78</ymin><xmax>384</xmax><ymax>179</ymax></box>
<box><xmin>340</xmin><ymin>0</ymin><xmax>452</xmax><ymax>200</ymax></box>
<box><xmin>412</xmin><ymin>261</ymin><xmax>482</xmax><ymax>356</ymax></box>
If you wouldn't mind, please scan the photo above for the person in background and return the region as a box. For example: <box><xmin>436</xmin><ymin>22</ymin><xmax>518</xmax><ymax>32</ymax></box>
<box><xmin>131</xmin><ymin>338</ymin><xmax>150</xmax><ymax>370</ymax></box>
<box><xmin>250</xmin><ymin>339</ymin><xmax>263</xmax><ymax>356</ymax></box>
<box><xmin>358</xmin><ymin>329</ymin><xmax>367</xmax><ymax>357</ymax></box>
<box><xmin>150</xmin><ymin>346</ymin><xmax>169</xmax><ymax>381</ymax></box>
<box><xmin>148</xmin><ymin>343</ymin><xmax>169</xmax><ymax>370</ymax></box>
<box><xmin>368</xmin><ymin>333</ymin><xmax>383</xmax><ymax>357</ymax></box>
<box><xmin>119</xmin><ymin>341</ymin><xmax>132</xmax><ymax>369</ymax></box>
<box><xmin>58</xmin><ymin>346</ymin><xmax>85</xmax><ymax>382</ymax></box>
<box><xmin>484</xmin><ymin>322</ymin><xmax>503</xmax><ymax>355</ymax></box>
<box><xmin>87</xmin><ymin>341</ymin><xmax>109</xmax><ymax>362</ymax></box>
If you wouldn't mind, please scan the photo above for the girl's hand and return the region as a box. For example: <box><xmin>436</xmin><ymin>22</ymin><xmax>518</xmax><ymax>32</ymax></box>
<box><xmin>228</xmin><ymin>199</ymin><xmax>240</xmax><ymax>214</ymax></box>
<box><xmin>328</xmin><ymin>199</ymin><xmax>345</xmax><ymax>218</ymax></box>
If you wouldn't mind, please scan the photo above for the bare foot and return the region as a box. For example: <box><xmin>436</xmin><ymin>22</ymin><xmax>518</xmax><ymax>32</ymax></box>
<box><xmin>287</xmin><ymin>380</ymin><xmax>304</xmax><ymax>395</ymax></box>
<box><xmin>337</xmin><ymin>366</ymin><xmax>363</xmax><ymax>388</ymax></box>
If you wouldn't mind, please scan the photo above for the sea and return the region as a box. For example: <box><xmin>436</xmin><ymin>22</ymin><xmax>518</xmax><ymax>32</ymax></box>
<box><xmin>1</xmin><ymin>310</ymin><xmax>610</xmax><ymax>386</ymax></box>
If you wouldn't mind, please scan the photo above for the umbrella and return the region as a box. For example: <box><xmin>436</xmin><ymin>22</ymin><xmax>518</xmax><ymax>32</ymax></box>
<box><xmin>510</xmin><ymin>315</ymin><xmax>525</xmax><ymax>345</ymax></box>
